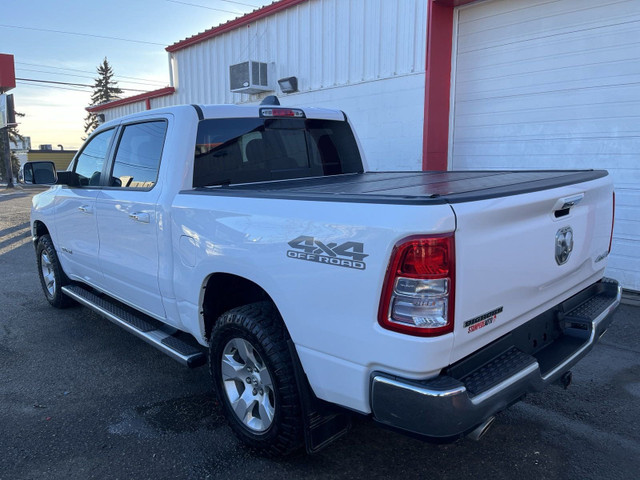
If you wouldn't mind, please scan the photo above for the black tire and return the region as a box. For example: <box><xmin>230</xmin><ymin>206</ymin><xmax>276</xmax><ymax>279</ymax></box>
<box><xmin>209</xmin><ymin>301</ymin><xmax>304</xmax><ymax>456</ymax></box>
<box><xmin>36</xmin><ymin>234</ymin><xmax>73</xmax><ymax>308</ymax></box>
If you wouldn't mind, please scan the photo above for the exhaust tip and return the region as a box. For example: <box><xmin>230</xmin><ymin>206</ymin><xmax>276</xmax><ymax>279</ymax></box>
<box><xmin>468</xmin><ymin>416</ymin><xmax>496</xmax><ymax>441</ymax></box>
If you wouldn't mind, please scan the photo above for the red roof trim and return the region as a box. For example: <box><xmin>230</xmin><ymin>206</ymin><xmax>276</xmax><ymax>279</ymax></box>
<box><xmin>166</xmin><ymin>0</ymin><xmax>309</xmax><ymax>53</ymax></box>
<box><xmin>86</xmin><ymin>87</ymin><xmax>175</xmax><ymax>112</ymax></box>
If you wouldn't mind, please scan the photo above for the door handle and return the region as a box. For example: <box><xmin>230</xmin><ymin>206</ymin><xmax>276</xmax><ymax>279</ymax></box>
<box><xmin>553</xmin><ymin>193</ymin><xmax>584</xmax><ymax>212</ymax></box>
<box><xmin>78</xmin><ymin>205</ymin><xmax>93</xmax><ymax>214</ymax></box>
<box><xmin>129</xmin><ymin>212</ymin><xmax>150</xmax><ymax>224</ymax></box>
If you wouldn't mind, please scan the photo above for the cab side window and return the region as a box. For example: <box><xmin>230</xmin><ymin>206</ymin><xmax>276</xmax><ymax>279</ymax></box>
<box><xmin>74</xmin><ymin>129</ymin><xmax>115</xmax><ymax>186</ymax></box>
<box><xmin>110</xmin><ymin>121</ymin><xmax>167</xmax><ymax>189</ymax></box>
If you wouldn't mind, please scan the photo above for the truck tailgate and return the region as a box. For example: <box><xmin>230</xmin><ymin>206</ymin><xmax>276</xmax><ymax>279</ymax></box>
<box><xmin>450</xmin><ymin>175</ymin><xmax>614</xmax><ymax>363</ymax></box>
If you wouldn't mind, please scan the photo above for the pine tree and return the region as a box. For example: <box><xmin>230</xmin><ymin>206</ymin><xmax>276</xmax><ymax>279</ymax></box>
<box><xmin>83</xmin><ymin>58</ymin><xmax>123</xmax><ymax>137</ymax></box>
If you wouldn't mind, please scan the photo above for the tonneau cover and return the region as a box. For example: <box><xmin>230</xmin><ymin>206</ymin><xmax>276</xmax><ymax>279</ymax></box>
<box><xmin>185</xmin><ymin>170</ymin><xmax>608</xmax><ymax>205</ymax></box>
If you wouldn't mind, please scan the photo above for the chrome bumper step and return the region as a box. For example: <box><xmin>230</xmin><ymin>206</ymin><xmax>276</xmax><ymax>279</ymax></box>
<box><xmin>370</xmin><ymin>278</ymin><xmax>622</xmax><ymax>441</ymax></box>
<box><xmin>62</xmin><ymin>285</ymin><xmax>206</xmax><ymax>368</ymax></box>
<box><xmin>460</xmin><ymin>347</ymin><xmax>537</xmax><ymax>397</ymax></box>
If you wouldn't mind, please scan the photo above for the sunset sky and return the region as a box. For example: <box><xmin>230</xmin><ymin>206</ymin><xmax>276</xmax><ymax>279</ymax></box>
<box><xmin>2</xmin><ymin>0</ymin><xmax>272</xmax><ymax>149</ymax></box>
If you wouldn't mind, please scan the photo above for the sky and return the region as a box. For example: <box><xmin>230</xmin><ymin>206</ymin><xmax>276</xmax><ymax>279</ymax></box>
<box><xmin>2</xmin><ymin>0</ymin><xmax>273</xmax><ymax>150</ymax></box>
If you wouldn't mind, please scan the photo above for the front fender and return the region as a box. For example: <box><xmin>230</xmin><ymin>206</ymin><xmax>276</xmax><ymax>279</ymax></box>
<box><xmin>30</xmin><ymin>187</ymin><xmax>59</xmax><ymax>246</ymax></box>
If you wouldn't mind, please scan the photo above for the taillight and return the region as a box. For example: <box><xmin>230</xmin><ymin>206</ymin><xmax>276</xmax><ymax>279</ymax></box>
<box><xmin>260</xmin><ymin>108</ymin><xmax>305</xmax><ymax>118</ymax></box>
<box><xmin>608</xmin><ymin>191</ymin><xmax>615</xmax><ymax>253</ymax></box>
<box><xmin>378</xmin><ymin>234</ymin><xmax>455</xmax><ymax>337</ymax></box>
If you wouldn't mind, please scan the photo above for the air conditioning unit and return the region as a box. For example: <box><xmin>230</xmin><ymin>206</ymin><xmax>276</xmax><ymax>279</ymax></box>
<box><xmin>229</xmin><ymin>61</ymin><xmax>274</xmax><ymax>94</ymax></box>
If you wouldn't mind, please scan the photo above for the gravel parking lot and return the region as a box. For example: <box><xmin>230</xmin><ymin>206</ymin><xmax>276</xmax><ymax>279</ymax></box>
<box><xmin>1</xmin><ymin>187</ymin><xmax>639</xmax><ymax>480</ymax></box>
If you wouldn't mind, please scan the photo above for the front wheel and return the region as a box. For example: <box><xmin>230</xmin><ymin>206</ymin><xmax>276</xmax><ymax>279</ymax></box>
<box><xmin>209</xmin><ymin>302</ymin><xmax>304</xmax><ymax>456</ymax></box>
<box><xmin>36</xmin><ymin>235</ymin><xmax>73</xmax><ymax>308</ymax></box>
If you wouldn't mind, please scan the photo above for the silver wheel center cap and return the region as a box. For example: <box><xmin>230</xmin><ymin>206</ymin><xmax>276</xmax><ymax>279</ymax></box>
<box><xmin>221</xmin><ymin>337</ymin><xmax>276</xmax><ymax>432</ymax></box>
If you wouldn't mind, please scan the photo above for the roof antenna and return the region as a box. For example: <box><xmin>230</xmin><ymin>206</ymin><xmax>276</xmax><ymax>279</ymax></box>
<box><xmin>260</xmin><ymin>95</ymin><xmax>280</xmax><ymax>106</ymax></box>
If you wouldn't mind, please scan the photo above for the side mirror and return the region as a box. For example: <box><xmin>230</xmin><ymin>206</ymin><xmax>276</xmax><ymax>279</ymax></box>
<box><xmin>22</xmin><ymin>162</ymin><xmax>82</xmax><ymax>186</ymax></box>
<box><xmin>22</xmin><ymin>161</ymin><xmax>57</xmax><ymax>185</ymax></box>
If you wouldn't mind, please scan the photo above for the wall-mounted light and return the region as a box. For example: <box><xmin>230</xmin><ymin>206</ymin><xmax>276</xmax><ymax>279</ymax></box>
<box><xmin>97</xmin><ymin>113</ymin><xmax>105</xmax><ymax>124</ymax></box>
<box><xmin>278</xmin><ymin>76</ymin><xmax>298</xmax><ymax>94</ymax></box>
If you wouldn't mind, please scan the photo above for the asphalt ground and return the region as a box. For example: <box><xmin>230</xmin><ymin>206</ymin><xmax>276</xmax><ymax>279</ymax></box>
<box><xmin>1</xmin><ymin>187</ymin><xmax>639</xmax><ymax>480</ymax></box>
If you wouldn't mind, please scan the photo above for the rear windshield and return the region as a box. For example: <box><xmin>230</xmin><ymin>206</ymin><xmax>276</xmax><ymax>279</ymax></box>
<box><xmin>193</xmin><ymin>117</ymin><xmax>363</xmax><ymax>187</ymax></box>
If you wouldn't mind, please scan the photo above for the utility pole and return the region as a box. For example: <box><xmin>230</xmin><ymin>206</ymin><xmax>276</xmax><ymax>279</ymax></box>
<box><xmin>1</xmin><ymin>88</ymin><xmax>15</xmax><ymax>189</ymax></box>
<box><xmin>1</xmin><ymin>125</ymin><xmax>12</xmax><ymax>189</ymax></box>
<box><xmin>0</xmin><ymin>54</ymin><xmax>16</xmax><ymax>188</ymax></box>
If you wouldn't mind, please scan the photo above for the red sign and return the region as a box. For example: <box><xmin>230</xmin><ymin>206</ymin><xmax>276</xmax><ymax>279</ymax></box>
<box><xmin>0</xmin><ymin>54</ymin><xmax>16</xmax><ymax>91</ymax></box>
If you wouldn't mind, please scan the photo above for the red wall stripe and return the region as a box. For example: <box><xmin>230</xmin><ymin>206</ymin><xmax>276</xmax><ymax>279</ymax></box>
<box><xmin>422</xmin><ymin>1</ymin><xmax>454</xmax><ymax>171</ymax></box>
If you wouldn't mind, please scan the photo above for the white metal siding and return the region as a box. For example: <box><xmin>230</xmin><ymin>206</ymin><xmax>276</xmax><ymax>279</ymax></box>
<box><xmin>102</xmin><ymin>101</ymin><xmax>146</xmax><ymax>122</ymax></box>
<box><xmin>103</xmin><ymin>0</ymin><xmax>428</xmax><ymax>169</ymax></box>
<box><xmin>450</xmin><ymin>0</ymin><xmax>640</xmax><ymax>291</ymax></box>
<box><xmin>281</xmin><ymin>73</ymin><xmax>425</xmax><ymax>171</ymax></box>
<box><xmin>170</xmin><ymin>0</ymin><xmax>426</xmax><ymax>105</ymax></box>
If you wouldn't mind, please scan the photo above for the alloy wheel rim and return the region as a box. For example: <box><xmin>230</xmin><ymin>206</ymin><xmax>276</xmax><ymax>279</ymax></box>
<box><xmin>221</xmin><ymin>337</ymin><xmax>275</xmax><ymax>432</ymax></box>
<box><xmin>40</xmin><ymin>251</ymin><xmax>56</xmax><ymax>296</ymax></box>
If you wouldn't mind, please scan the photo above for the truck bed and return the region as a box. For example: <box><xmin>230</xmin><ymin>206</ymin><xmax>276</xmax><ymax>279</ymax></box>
<box><xmin>185</xmin><ymin>170</ymin><xmax>608</xmax><ymax>205</ymax></box>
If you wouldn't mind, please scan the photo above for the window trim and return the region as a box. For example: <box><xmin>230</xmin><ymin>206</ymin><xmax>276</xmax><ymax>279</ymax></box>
<box><xmin>101</xmin><ymin>118</ymin><xmax>169</xmax><ymax>192</ymax></box>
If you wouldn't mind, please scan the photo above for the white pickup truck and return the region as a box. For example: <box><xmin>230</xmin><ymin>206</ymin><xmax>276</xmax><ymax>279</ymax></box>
<box><xmin>28</xmin><ymin>99</ymin><xmax>621</xmax><ymax>455</ymax></box>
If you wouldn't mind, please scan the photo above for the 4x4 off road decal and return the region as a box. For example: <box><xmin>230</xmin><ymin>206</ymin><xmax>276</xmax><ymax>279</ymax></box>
<box><xmin>287</xmin><ymin>235</ymin><xmax>369</xmax><ymax>270</ymax></box>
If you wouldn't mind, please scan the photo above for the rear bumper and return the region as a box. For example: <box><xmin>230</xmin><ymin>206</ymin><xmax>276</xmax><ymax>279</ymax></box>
<box><xmin>370</xmin><ymin>278</ymin><xmax>621</xmax><ymax>441</ymax></box>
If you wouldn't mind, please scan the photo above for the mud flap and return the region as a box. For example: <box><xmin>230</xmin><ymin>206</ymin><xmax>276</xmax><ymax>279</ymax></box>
<box><xmin>287</xmin><ymin>340</ymin><xmax>352</xmax><ymax>453</ymax></box>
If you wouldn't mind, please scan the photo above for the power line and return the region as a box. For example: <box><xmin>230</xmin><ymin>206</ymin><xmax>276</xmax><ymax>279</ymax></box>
<box><xmin>216</xmin><ymin>0</ymin><xmax>264</xmax><ymax>8</ymax></box>
<box><xmin>17</xmin><ymin>77</ymin><xmax>92</xmax><ymax>88</ymax></box>
<box><xmin>16</xmin><ymin>78</ymin><xmax>149</xmax><ymax>93</ymax></box>
<box><xmin>164</xmin><ymin>0</ymin><xmax>244</xmax><ymax>14</ymax></box>
<box><xmin>0</xmin><ymin>24</ymin><xmax>165</xmax><ymax>46</ymax></box>
<box><xmin>16</xmin><ymin>62</ymin><xmax>166</xmax><ymax>85</ymax></box>
<box><xmin>16</xmin><ymin>82</ymin><xmax>90</xmax><ymax>93</ymax></box>
<box><xmin>16</xmin><ymin>68</ymin><xmax>167</xmax><ymax>88</ymax></box>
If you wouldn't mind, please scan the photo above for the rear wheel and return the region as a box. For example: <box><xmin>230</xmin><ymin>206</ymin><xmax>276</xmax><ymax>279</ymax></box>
<box><xmin>36</xmin><ymin>235</ymin><xmax>73</xmax><ymax>308</ymax></box>
<box><xmin>209</xmin><ymin>302</ymin><xmax>304</xmax><ymax>456</ymax></box>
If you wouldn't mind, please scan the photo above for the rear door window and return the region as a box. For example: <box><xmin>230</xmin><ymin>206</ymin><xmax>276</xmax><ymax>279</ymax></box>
<box><xmin>193</xmin><ymin>118</ymin><xmax>363</xmax><ymax>187</ymax></box>
<box><xmin>109</xmin><ymin>121</ymin><xmax>167</xmax><ymax>189</ymax></box>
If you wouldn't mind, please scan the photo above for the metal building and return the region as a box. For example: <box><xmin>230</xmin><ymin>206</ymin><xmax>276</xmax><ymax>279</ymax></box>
<box><xmin>88</xmin><ymin>0</ymin><xmax>640</xmax><ymax>292</ymax></box>
<box><xmin>91</xmin><ymin>0</ymin><xmax>429</xmax><ymax>171</ymax></box>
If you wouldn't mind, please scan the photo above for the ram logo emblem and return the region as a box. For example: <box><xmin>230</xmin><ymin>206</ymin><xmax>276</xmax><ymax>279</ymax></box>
<box><xmin>555</xmin><ymin>226</ymin><xmax>574</xmax><ymax>265</ymax></box>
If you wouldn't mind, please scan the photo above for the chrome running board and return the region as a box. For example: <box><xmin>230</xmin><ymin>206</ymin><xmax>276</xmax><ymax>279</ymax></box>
<box><xmin>62</xmin><ymin>284</ymin><xmax>206</xmax><ymax>368</ymax></box>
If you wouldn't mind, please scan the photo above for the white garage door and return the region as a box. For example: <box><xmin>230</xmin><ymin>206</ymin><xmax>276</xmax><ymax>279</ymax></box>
<box><xmin>450</xmin><ymin>0</ymin><xmax>640</xmax><ymax>291</ymax></box>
